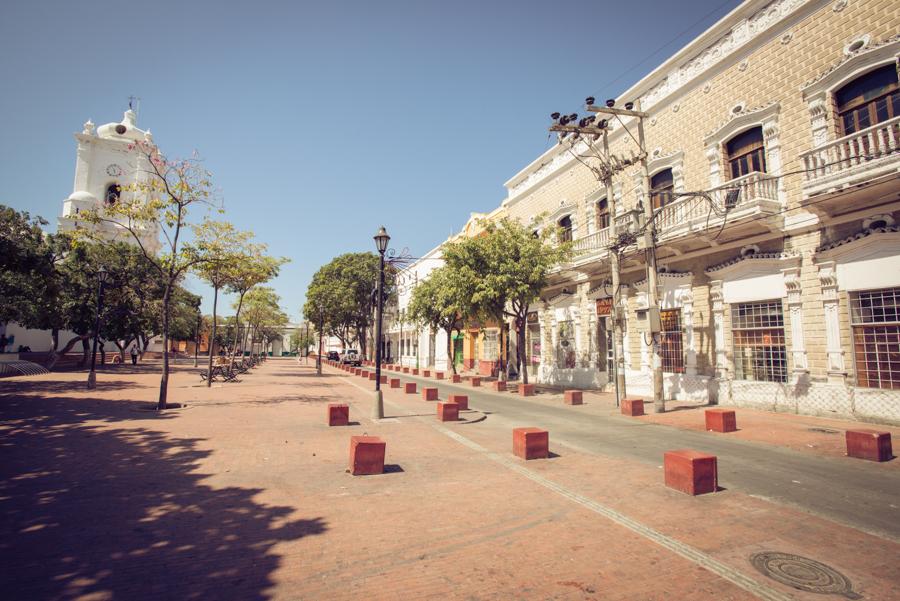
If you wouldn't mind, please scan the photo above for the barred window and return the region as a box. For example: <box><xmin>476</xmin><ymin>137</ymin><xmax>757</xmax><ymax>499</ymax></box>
<box><xmin>660</xmin><ymin>309</ymin><xmax>684</xmax><ymax>373</ymax></box>
<box><xmin>556</xmin><ymin>320</ymin><xmax>576</xmax><ymax>369</ymax></box>
<box><xmin>482</xmin><ymin>330</ymin><xmax>499</xmax><ymax>361</ymax></box>
<box><xmin>732</xmin><ymin>300</ymin><xmax>787</xmax><ymax>382</ymax></box>
<box><xmin>851</xmin><ymin>287</ymin><xmax>900</xmax><ymax>390</ymax></box>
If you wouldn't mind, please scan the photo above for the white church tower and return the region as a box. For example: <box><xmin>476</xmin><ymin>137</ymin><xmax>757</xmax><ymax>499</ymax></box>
<box><xmin>58</xmin><ymin>108</ymin><xmax>161</xmax><ymax>254</ymax></box>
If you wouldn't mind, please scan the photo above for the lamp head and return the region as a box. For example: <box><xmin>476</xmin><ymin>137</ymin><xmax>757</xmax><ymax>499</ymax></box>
<box><xmin>98</xmin><ymin>266</ymin><xmax>109</xmax><ymax>284</ymax></box>
<box><xmin>374</xmin><ymin>226</ymin><xmax>390</xmax><ymax>254</ymax></box>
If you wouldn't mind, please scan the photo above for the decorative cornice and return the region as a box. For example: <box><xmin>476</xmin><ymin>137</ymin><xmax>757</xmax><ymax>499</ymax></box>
<box><xmin>802</xmin><ymin>33</ymin><xmax>900</xmax><ymax>91</ymax></box>
<box><xmin>704</xmin><ymin>102</ymin><xmax>780</xmax><ymax>145</ymax></box>
<box><xmin>705</xmin><ymin>251</ymin><xmax>800</xmax><ymax>274</ymax></box>
<box><xmin>815</xmin><ymin>225</ymin><xmax>900</xmax><ymax>253</ymax></box>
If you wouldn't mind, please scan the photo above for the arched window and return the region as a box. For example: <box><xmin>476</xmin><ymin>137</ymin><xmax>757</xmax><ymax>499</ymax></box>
<box><xmin>596</xmin><ymin>198</ymin><xmax>610</xmax><ymax>230</ymax></box>
<box><xmin>725</xmin><ymin>127</ymin><xmax>766</xmax><ymax>179</ymax></box>
<box><xmin>650</xmin><ymin>169</ymin><xmax>674</xmax><ymax>210</ymax></box>
<box><xmin>558</xmin><ymin>215</ymin><xmax>573</xmax><ymax>242</ymax></box>
<box><xmin>105</xmin><ymin>183</ymin><xmax>120</xmax><ymax>206</ymax></box>
<box><xmin>835</xmin><ymin>64</ymin><xmax>899</xmax><ymax>135</ymax></box>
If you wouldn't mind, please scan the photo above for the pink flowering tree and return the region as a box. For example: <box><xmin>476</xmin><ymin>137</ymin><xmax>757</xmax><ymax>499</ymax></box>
<box><xmin>83</xmin><ymin>139</ymin><xmax>217</xmax><ymax>410</ymax></box>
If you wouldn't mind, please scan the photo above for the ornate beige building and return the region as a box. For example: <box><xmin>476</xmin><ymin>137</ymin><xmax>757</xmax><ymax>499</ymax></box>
<box><xmin>495</xmin><ymin>0</ymin><xmax>900</xmax><ymax>422</ymax></box>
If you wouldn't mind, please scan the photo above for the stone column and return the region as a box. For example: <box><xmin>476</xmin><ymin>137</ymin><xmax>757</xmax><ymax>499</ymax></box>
<box><xmin>817</xmin><ymin>261</ymin><xmax>846</xmax><ymax>382</ymax></box>
<box><xmin>710</xmin><ymin>280</ymin><xmax>727</xmax><ymax>379</ymax></box>
<box><xmin>783</xmin><ymin>267</ymin><xmax>808</xmax><ymax>374</ymax></box>
<box><xmin>682</xmin><ymin>289</ymin><xmax>697</xmax><ymax>375</ymax></box>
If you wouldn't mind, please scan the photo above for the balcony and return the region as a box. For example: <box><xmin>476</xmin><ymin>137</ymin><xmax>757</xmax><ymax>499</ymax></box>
<box><xmin>799</xmin><ymin>116</ymin><xmax>900</xmax><ymax>216</ymax></box>
<box><xmin>652</xmin><ymin>171</ymin><xmax>781</xmax><ymax>253</ymax></box>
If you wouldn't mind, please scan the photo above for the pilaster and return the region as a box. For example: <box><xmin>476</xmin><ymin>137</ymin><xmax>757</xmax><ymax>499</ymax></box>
<box><xmin>817</xmin><ymin>261</ymin><xmax>846</xmax><ymax>382</ymax></box>
<box><xmin>783</xmin><ymin>266</ymin><xmax>808</xmax><ymax>375</ymax></box>
<box><xmin>710</xmin><ymin>280</ymin><xmax>727</xmax><ymax>378</ymax></box>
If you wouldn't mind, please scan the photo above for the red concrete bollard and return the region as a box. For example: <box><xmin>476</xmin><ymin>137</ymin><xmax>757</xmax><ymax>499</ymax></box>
<box><xmin>350</xmin><ymin>436</ymin><xmax>385</xmax><ymax>475</ymax></box>
<box><xmin>389</xmin><ymin>378</ymin><xmax>401</xmax><ymax>388</ymax></box>
<box><xmin>621</xmin><ymin>398</ymin><xmax>644</xmax><ymax>417</ymax></box>
<box><xmin>846</xmin><ymin>430</ymin><xmax>893</xmax><ymax>462</ymax></box>
<box><xmin>448</xmin><ymin>394</ymin><xmax>468</xmax><ymax>410</ymax></box>
<box><xmin>368</xmin><ymin>372</ymin><xmax>377</xmax><ymax>381</ymax></box>
<box><xmin>412</xmin><ymin>368</ymin><xmax>419</xmax><ymax>375</ymax></box>
<box><xmin>437</xmin><ymin>402</ymin><xmax>459</xmax><ymax>422</ymax></box>
<box><xmin>705</xmin><ymin>409</ymin><xmax>737</xmax><ymax>433</ymax></box>
<box><xmin>436</xmin><ymin>371</ymin><xmax>444</xmax><ymax>380</ymax></box>
<box><xmin>664</xmin><ymin>450</ymin><xmax>718</xmax><ymax>495</ymax></box>
<box><xmin>423</xmin><ymin>370</ymin><xmax>431</xmax><ymax>377</ymax></box>
<box><xmin>327</xmin><ymin>403</ymin><xmax>349</xmax><ymax>426</ymax></box>
<box><xmin>403</xmin><ymin>367</ymin><xmax>409</xmax><ymax>373</ymax></box>
<box><xmin>422</xmin><ymin>387</ymin><xmax>438</xmax><ymax>401</ymax></box>
<box><xmin>519</xmin><ymin>383</ymin><xmax>536</xmax><ymax>397</ymax></box>
<box><xmin>451</xmin><ymin>374</ymin><xmax>461</xmax><ymax>383</ymax></box>
<box><xmin>471</xmin><ymin>377</ymin><xmax>481</xmax><ymax>387</ymax></box>
<box><xmin>380</xmin><ymin>375</ymin><xmax>388</xmax><ymax>384</ymax></box>
<box><xmin>564</xmin><ymin>390</ymin><xmax>583</xmax><ymax>405</ymax></box>
<box><xmin>405</xmin><ymin>382</ymin><xmax>417</xmax><ymax>394</ymax></box>
<box><xmin>491</xmin><ymin>380</ymin><xmax>506</xmax><ymax>392</ymax></box>
<box><xmin>513</xmin><ymin>427</ymin><xmax>549</xmax><ymax>460</ymax></box>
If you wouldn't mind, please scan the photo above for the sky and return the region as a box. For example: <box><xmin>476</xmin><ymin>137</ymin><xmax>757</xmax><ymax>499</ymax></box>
<box><xmin>0</xmin><ymin>0</ymin><xmax>740</xmax><ymax>321</ymax></box>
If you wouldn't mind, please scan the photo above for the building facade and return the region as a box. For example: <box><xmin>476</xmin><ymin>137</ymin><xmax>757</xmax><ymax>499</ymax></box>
<box><xmin>495</xmin><ymin>0</ymin><xmax>899</xmax><ymax>422</ymax></box>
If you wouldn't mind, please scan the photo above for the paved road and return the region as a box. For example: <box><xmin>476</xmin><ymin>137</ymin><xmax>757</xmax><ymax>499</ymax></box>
<box><xmin>398</xmin><ymin>373</ymin><xmax>900</xmax><ymax>541</ymax></box>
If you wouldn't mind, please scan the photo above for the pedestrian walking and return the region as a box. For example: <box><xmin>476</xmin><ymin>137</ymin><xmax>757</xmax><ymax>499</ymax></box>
<box><xmin>130</xmin><ymin>344</ymin><xmax>139</xmax><ymax>365</ymax></box>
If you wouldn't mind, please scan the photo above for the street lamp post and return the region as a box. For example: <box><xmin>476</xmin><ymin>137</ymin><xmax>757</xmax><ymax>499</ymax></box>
<box><xmin>86</xmin><ymin>266</ymin><xmax>109</xmax><ymax>390</ymax></box>
<box><xmin>304</xmin><ymin>320</ymin><xmax>310</xmax><ymax>365</ymax></box>
<box><xmin>372</xmin><ymin>225</ymin><xmax>390</xmax><ymax>419</ymax></box>
<box><xmin>316</xmin><ymin>310</ymin><xmax>323</xmax><ymax>375</ymax></box>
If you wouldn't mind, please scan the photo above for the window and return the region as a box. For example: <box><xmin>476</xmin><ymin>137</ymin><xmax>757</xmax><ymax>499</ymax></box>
<box><xmin>726</xmin><ymin>127</ymin><xmax>766</xmax><ymax>179</ymax></box>
<box><xmin>482</xmin><ymin>330</ymin><xmax>499</xmax><ymax>361</ymax></box>
<box><xmin>105</xmin><ymin>183</ymin><xmax>120</xmax><ymax>206</ymax></box>
<box><xmin>556</xmin><ymin>320</ymin><xmax>576</xmax><ymax>369</ymax></box>
<box><xmin>596</xmin><ymin>198</ymin><xmax>610</xmax><ymax>230</ymax></box>
<box><xmin>836</xmin><ymin>64</ymin><xmax>900</xmax><ymax>135</ymax></box>
<box><xmin>650</xmin><ymin>169</ymin><xmax>674</xmax><ymax>210</ymax></box>
<box><xmin>851</xmin><ymin>287</ymin><xmax>900</xmax><ymax>390</ymax></box>
<box><xmin>659</xmin><ymin>309</ymin><xmax>684</xmax><ymax>373</ymax></box>
<box><xmin>558</xmin><ymin>215</ymin><xmax>573</xmax><ymax>243</ymax></box>
<box><xmin>732</xmin><ymin>300</ymin><xmax>787</xmax><ymax>382</ymax></box>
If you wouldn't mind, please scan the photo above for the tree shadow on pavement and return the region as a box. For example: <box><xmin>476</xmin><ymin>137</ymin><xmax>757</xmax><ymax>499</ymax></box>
<box><xmin>0</xmin><ymin>393</ymin><xmax>328</xmax><ymax>600</ymax></box>
<box><xmin>0</xmin><ymin>378</ymin><xmax>144</xmax><ymax>395</ymax></box>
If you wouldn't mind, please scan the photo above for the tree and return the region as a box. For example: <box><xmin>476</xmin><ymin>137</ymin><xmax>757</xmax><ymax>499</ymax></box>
<box><xmin>82</xmin><ymin>140</ymin><xmax>213</xmax><ymax>410</ymax></box>
<box><xmin>443</xmin><ymin>217</ymin><xmax>572</xmax><ymax>384</ymax></box>
<box><xmin>289</xmin><ymin>326</ymin><xmax>315</xmax><ymax>355</ymax></box>
<box><xmin>194</xmin><ymin>219</ymin><xmax>254</xmax><ymax>386</ymax></box>
<box><xmin>226</xmin><ymin>251</ymin><xmax>287</xmax><ymax>365</ymax></box>
<box><xmin>407</xmin><ymin>266</ymin><xmax>471</xmax><ymax>375</ymax></box>
<box><xmin>0</xmin><ymin>205</ymin><xmax>57</xmax><ymax>329</ymax></box>
<box><xmin>303</xmin><ymin>253</ymin><xmax>384</xmax><ymax>358</ymax></box>
<box><xmin>241</xmin><ymin>287</ymin><xmax>287</xmax><ymax>355</ymax></box>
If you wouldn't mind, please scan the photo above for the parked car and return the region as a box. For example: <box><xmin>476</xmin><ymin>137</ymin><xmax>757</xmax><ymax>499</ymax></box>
<box><xmin>327</xmin><ymin>351</ymin><xmax>340</xmax><ymax>361</ymax></box>
<box><xmin>340</xmin><ymin>350</ymin><xmax>361</xmax><ymax>366</ymax></box>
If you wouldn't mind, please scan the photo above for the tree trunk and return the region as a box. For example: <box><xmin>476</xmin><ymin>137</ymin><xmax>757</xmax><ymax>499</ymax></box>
<box><xmin>517</xmin><ymin>317</ymin><xmax>528</xmax><ymax>385</ymax></box>
<box><xmin>46</xmin><ymin>333</ymin><xmax>84</xmax><ymax>371</ymax></box>
<box><xmin>79</xmin><ymin>337</ymin><xmax>90</xmax><ymax>368</ymax></box>
<box><xmin>158</xmin><ymin>283</ymin><xmax>171</xmax><ymax>411</ymax></box>
<box><xmin>230</xmin><ymin>293</ymin><xmax>245</xmax><ymax>368</ymax></box>
<box><xmin>113</xmin><ymin>340</ymin><xmax>126</xmax><ymax>364</ymax></box>
<box><xmin>207</xmin><ymin>286</ymin><xmax>219</xmax><ymax>387</ymax></box>
<box><xmin>445</xmin><ymin>326</ymin><xmax>455</xmax><ymax>375</ymax></box>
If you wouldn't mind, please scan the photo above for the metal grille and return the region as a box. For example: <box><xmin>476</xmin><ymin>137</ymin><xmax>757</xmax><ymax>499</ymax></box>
<box><xmin>659</xmin><ymin>309</ymin><xmax>684</xmax><ymax>373</ymax></box>
<box><xmin>732</xmin><ymin>301</ymin><xmax>787</xmax><ymax>383</ymax></box>
<box><xmin>851</xmin><ymin>287</ymin><xmax>900</xmax><ymax>390</ymax></box>
<box><xmin>482</xmin><ymin>330</ymin><xmax>499</xmax><ymax>361</ymax></box>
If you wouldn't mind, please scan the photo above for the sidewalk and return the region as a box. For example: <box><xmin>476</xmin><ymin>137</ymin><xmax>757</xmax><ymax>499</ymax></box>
<box><xmin>1</xmin><ymin>359</ymin><xmax>898</xmax><ymax>600</ymax></box>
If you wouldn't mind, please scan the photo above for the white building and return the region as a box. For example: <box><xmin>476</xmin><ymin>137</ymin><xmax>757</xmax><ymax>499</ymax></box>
<box><xmin>58</xmin><ymin>109</ymin><xmax>160</xmax><ymax>254</ymax></box>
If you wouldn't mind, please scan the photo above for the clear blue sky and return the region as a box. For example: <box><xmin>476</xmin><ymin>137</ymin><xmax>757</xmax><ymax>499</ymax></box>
<box><xmin>0</xmin><ymin>0</ymin><xmax>739</xmax><ymax>321</ymax></box>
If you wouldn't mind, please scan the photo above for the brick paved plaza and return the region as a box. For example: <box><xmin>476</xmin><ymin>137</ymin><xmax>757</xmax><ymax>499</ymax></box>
<box><xmin>1</xmin><ymin>358</ymin><xmax>899</xmax><ymax>600</ymax></box>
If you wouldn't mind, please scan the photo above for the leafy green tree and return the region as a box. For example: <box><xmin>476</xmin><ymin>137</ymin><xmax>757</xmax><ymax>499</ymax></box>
<box><xmin>241</xmin><ymin>287</ymin><xmax>287</xmax><ymax>355</ymax></box>
<box><xmin>0</xmin><ymin>205</ymin><xmax>58</xmax><ymax>329</ymax></box>
<box><xmin>443</xmin><ymin>217</ymin><xmax>572</xmax><ymax>384</ymax></box>
<box><xmin>407</xmin><ymin>266</ymin><xmax>471</xmax><ymax>375</ymax></box>
<box><xmin>226</xmin><ymin>251</ymin><xmax>287</xmax><ymax>364</ymax></box>
<box><xmin>194</xmin><ymin>219</ymin><xmax>254</xmax><ymax>385</ymax></box>
<box><xmin>289</xmin><ymin>326</ymin><xmax>316</xmax><ymax>355</ymax></box>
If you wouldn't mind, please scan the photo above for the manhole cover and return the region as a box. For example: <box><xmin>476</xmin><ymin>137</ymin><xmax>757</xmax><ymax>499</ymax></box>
<box><xmin>808</xmin><ymin>428</ymin><xmax>841</xmax><ymax>434</ymax></box>
<box><xmin>749</xmin><ymin>552</ymin><xmax>861</xmax><ymax>599</ymax></box>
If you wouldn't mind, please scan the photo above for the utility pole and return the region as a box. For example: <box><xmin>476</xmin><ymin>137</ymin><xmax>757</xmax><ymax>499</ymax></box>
<box><xmin>550</xmin><ymin>97</ymin><xmax>664</xmax><ymax>413</ymax></box>
<box><xmin>316</xmin><ymin>312</ymin><xmax>323</xmax><ymax>376</ymax></box>
<box><xmin>634</xmin><ymin>99</ymin><xmax>665</xmax><ymax>414</ymax></box>
<box><xmin>602</xmin><ymin>128</ymin><xmax>626</xmax><ymax>405</ymax></box>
